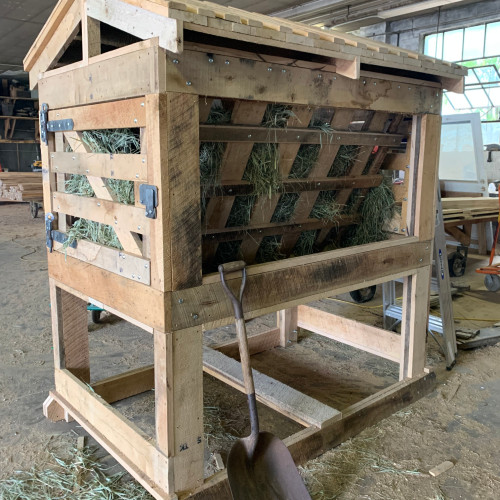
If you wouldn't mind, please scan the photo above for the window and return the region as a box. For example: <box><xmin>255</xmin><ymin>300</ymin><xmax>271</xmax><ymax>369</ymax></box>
<box><xmin>423</xmin><ymin>22</ymin><xmax>500</xmax><ymax>120</ymax></box>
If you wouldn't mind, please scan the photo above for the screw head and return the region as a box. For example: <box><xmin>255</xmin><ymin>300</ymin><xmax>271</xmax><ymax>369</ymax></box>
<box><xmin>178</xmin><ymin>298</ymin><xmax>184</xmax><ymax>304</ymax></box>
<box><xmin>267</xmin><ymin>67</ymin><xmax>272</xmax><ymax>72</ymax></box>
<box><xmin>173</xmin><ymin>59</ymin><xmax>179</xmax><ymax>64</ymax></box>
<box><xmin>225</xmin><ymin>60</ymin><xmax>230</xmax><ymax>65</ymax></box>
<box><xmin>282</xmin><ymin>69</ymin><xmax>286</xmax><ymax>73</ymax></box>
<box><xmin>186</xmin><ymin>81</ymin><xmax>192</xmax><ymax>86</ymax></box>
<box><xmin>208</xmin><ymin>57</ymin><xmax>214</xmax><ymax>63</ymax></box>
<box><xmin>192</xmin><ymin>313</ymin><xmax>199</xmax><ymax>320</ymax></box>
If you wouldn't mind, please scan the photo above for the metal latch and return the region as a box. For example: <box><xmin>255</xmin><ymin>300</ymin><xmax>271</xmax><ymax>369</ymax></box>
<box><xmin>139</xmin><ymin>184</ymin><xmax>158</xmax><ymax>219</ymax></box>
<box><xmin>39</xmin><ymin>103</ymin><xmax>74</xmax><ymax>145</ymax></box>
<box><xmin>45</xmin><ymin>213</ymin><xmax>77</xmax><ymax>252</ymax></box>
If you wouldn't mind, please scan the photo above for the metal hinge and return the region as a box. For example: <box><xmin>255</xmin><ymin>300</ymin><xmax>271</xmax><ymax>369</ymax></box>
<box><xmin>40</xmin><ymin>103</ymin><xmax>74</xmax><ymax>145</ymax></box>
<box><xmin>45</xmin><ymin>213</ymin><xmax>77</xmax><ymax>252</ymax></box>
<box><xmin>139</xmin><ymin>184</ymin><xmax>158</xmax><ymax>219</ymax></box>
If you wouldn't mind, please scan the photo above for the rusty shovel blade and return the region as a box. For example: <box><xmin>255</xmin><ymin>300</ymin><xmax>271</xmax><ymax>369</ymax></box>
<box><xmin>227</xmin><ymin>431</ymin><xmax>311</xmax><ymax>500</ymax></box>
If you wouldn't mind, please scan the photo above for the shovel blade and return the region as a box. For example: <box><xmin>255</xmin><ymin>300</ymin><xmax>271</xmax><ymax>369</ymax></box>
<box><xmin>227</xmin><ymin>432</ymin><xmax>311</xmax><ymax>500</ymax></box>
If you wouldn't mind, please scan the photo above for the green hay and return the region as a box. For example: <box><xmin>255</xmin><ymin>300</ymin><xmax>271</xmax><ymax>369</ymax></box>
<box><xmin>288</xmin><ymin>144</ymin><xmax>320</xmax><ymax>179</ymax></box>
<box><xmin>226</xmin><ymin>195</ymin><xmax>256</xmax><ymax>228</ymax></box>
<box><xmin>64</xmin><ymin>218</ymin><xmax>122</xmax><ymax>250</ymax></box>
<box><xmin>291</xmin><ymin>230</ymin><xmax>317</xmax><ymax>257</ymax></box>
<box><xmin>242</xmin><ymin>104</ymin><xmax>295</xmax><ymax>198</ymax></box>
<box><xmin>343</xmin><ymin>188</ymin><xmax>364</xmax><ymax>215</ymax></box>
<box><xmin>200</xmin><ymin>103</ymin><xmax>232</xmax><ymax>203</ymax></box>
<box><xmin>328</xmin><ymin>145</ymin><xmax>359</xmax><ymax>177</ymax></box>
<box><xmin>0</xmin><ymin>446</ymin><xmax>152</xmax><ymax>500</ymax></box>
<box><xmin>310</xmin><ymin>191</ymin><xmax>342</xmax><ymax>222</ymax></box>
<box><xmin>271</xmin><ymin>193</ymin><xmax>299</xmax><ymax>223</ymax></box>
<box><xmin>345</xmin><ymin>178</ymin><xmax>395</xmax><ymax>246</ymax></box>
<box><xmin>255</xmin><ymin>235</ymin><xmax>285</xmax><ymax>263</ymax></box>
<box><xmin>64</xmin><ymin>129</ymin><xmax>139</xmax><ymax>249</ymax></box>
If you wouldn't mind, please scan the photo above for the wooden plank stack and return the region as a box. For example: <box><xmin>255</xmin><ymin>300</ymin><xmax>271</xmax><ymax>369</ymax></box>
<box><xmin>0</xmin><ymin>172</ymin><xmax>43</xmax><ymax>201</ymax></box>
<box><xmin>442</xmin><ymin>197</ymin><xmax>499</xmax><ymax>223</ymax></box>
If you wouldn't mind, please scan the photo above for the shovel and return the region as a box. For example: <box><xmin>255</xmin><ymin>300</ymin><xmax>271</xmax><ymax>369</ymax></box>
<box><xmin>219</xmin><ymin>261</ymin><xmax>311</xmax><ymax>500</ymax></box>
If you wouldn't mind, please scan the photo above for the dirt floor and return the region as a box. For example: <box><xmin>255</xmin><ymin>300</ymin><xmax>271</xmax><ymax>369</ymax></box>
<box><xmin>1</xmin><ymin>201</ymin><xmax>500</xmax><ymax>499</ymax></box>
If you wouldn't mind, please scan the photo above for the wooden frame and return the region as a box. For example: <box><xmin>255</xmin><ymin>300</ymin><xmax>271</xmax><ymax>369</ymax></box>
<box><xmin>28</xmin><ymin>1</ymin><xmax>456</xmax><ymax>498</ymax></box>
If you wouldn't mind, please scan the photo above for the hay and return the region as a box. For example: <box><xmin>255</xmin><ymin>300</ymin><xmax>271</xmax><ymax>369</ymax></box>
<box><xmin>0</xmin><ymin>445</ymin><xmax>152</xmax><ymax>500</ymax></box>
<box><xmin>288</xmin><ymin>145</ymin><xmax>321</xmax><ymax>179</ymax></box>
<box><xmin>310</xmin><ymin>191</ymin><xmax>342</xmax><ymax>222</ymax></box>
<box><xmin>299</xmin><ymin>433</ymin><xmax>422</xmax><ymax>500</ymax></box>
<box><xmin>328</xmin><ymin>145</ymin><xmax>359</xmax><ymax>177</ymax></box>
<box><xmin>64</xmin><ymin>218</ymin><xmax>122</xmax><ymax>250</ymax></box>
<box><xmin>271</xmin><ymin>193</ymin><xmax>300</xmax><ymax>223</ymax></box>
<box><xmin>345</xmin><ymin>178</ymin><xmax>395</xmax><ymax>246</ymax></box>
<box><xmin>203</xmin><ymin>394</ymin><xmax>240</xmax><ymax>451</ymax></box>
<box><xmin>255</xmin><ymin>235</ymin><xmax>285</xmax><ymax>263</ymax></box>
<box><xmin>292</xmin><ymin>230</ymin><xmax>317</xmax><ymax>256</ymax></box>
<box><xmin>64</xmin><ymin>128</ymin><xmax>140</xmax><ymax>249</ymax></box>
<box><xmin>226</xmin><ymin>195</ymin><xmax>256</xmax><ymax>227</ymax></box>
<box><xmin>200</xmin><ymin>103</ymin><xmax>232</xmax><ymax>206</ymax></box>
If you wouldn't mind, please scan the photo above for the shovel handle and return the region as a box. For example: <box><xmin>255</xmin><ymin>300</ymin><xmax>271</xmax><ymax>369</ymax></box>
<box><xmin>218</xmin><ymin>262</ymin><xmax>255</xmax><ymax>395</ymax></box>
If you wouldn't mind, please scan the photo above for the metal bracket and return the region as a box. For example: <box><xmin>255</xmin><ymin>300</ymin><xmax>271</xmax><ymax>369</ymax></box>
<box><xmin>40</xmin><ymin>103</ymin><xmax>49</xmax><ymax>145</ymax></box>
<box><xmin>45</xmin><ymin>213</ymin><xmax>77</xmax><ymax>252</ymax></box>
<box><xmin>139</xmin><ymin>184</ymin><xmax>158</xmax><ymax>219</ymax></box>
<box><xmin>47</xmin><ymin>118</ymin><xmax>74</xmax><ymax>133</ymax></box>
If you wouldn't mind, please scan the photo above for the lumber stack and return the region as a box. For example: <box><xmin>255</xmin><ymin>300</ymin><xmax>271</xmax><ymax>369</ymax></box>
<box><xmin>0</xmin><ymin>172</ymin><xmax>43</xmax><ymax>201</ymax></box>
<box><xmin>442</xmin><ymin>197</ymin><xmax>499</xmax><ymax>224</ymax></box>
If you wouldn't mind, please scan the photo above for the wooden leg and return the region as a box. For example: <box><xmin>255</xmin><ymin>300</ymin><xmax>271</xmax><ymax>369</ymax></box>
<box><xmin>154</xmin><ymin>327</ymin><xmax>204</xmax><ymax>493</ymax></box>
<box><xmin>278</xmin><ymin>307</ymin><xmax>298</xmax><ymax>347</ymax></box>
<box><xmin>49</xmin><ymin>279</ymin><xmax>90</xmax><ymax>382</ymax></box>
<box><xmin>400</xmin><ymin>266</ymin><xmax>431</xmax><ymax>380</ymax></box>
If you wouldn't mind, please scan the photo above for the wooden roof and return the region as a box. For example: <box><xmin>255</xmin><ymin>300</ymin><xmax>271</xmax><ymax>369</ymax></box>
<box><xmin>24</xmin><ymin>0</ymin><xmax>466</xmax><ymax>91</ymax></box>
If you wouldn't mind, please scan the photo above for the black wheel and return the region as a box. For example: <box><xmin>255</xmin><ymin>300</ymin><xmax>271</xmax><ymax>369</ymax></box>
<box><xmin>30</xmin><ymin>201</ymin><xmax>39</xmax><ymax>219</ymax></box>
<box><xmin>484</xmin><ymin>274</ymin><xmax>500</xmax><ymax>292</ymax></box>
<box><xmin>350</xmin><ymin>285</ymin><xmax>376</xmax><ymax>303</ymax></box>
<box><xmin>448</xmin><ymin>251</ymin><xmax>466</xmax><ymax>277</ymax></box>
<box><xmin>91</xmin><ymin>310</ymin><xmax>102</xmax><ymax>323</ymax></box>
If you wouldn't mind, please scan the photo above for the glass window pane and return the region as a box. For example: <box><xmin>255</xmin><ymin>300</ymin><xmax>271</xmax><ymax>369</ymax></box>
<box><xmin>465</xmin><ymin>70</ymin><xmax>479</xmax><ymax>84</ymax></box>
<box><xmin>486</xmin><ymin>86</ymin><xmax>500</xmax><ymax>106</ymax></box>
<box><xmin>436</xmin><ymin>32</ymin><xmax>444</xmax><ymax>60</ymax></box>
<box><xmin>463</xmin><ymin>24</ymin><xmax>485</xmax><ymax>59</ymax></box>
<box><xmin>443</xmin><ymin>29</ymin><xmax>464</xmax><ymax>61</ymax></box>
<box><xmin>442</xmin><ymin>93</ymin><xmax>456</xmax><ymax>113</ymax></box>
<box><xmin>424</xmin><ymin>33</ymin><xmax>437</xmax><ymax>57</ymax></box>
<box><xmin>465</xmin><ymin>88</ymin><xmax>490</xmax><ymax>107</ymax></box>
<box><xmin>473</xmin><ymin>65</ymin><xmax>500</xmax><ymax>83</ymax></box>
<box><xmin>446</xmin><ymin>92</ymin><xmax>473</xmax><ymax>110</ymax></box>
<box><xmin>485</xmin><ymin>22</ymin><xmax>500</xmax><ymax>57</ymax></box>
<box><xmin>439</xmin><ymin>121</ymin><xmax>478</xmax><ymax>181</ymax></box>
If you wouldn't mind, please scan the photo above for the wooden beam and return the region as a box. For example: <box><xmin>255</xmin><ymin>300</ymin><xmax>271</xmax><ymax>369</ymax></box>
<box><xmin>49</xmin><ymin>279</ymin><xmax>90</xmax><ymax>382</ymax></box>
<box><xmin>297</xmin><ymin>305</ymin><xmax>400</xmax><ymax>362</ymax></box>
<box><xmin>204</xmin><ymin>175</ymin><xmax>383</xmax><ymax>197</ymax></box>
<box><xmin>203</xmin><ymin>346</ymin><xmax>341</xmax><ymax>428</ymax></box>
<box><xmin>173</xmin><ymin>238</ymin><xmax>432</xmax><ymax>331</ymax></box>
<box><xmin>53</xmin><ymin>239</ymin><xmax>151</xmax><ymax>285</ymax></box>
<box><xmin>48</xmin><ymin>251</ymin><xmax>167</xmax><ymax>331</ymax></box>
<box><xmin>53</xmin><ymin>370</ymin><xmax>172</xmax><ymax>498</ymax></box>
<box><xmin>165</xmin><ymin>49</ymin><xmax>441</xmax><ymax>114</ymax></box>
<box><xmin>155</xmin><ymin>328</ymin><xmax>204</xmax><ymax>493</ymax></box>
<box><xmin>47</xmin><ymin>97</ymin><xmax>146</xmax><ymax>129</ymax></box>
<box><xmin>52</xmin><ymin>191</ymin><xmax>149</xmax><ymax>236</ymax></box>
<box><xmin>278</xmin><ymin>307</ymin><xmax>298</xmax><ymax>346</ymax></box>
<box><xmin>199</xmin><ymin>124</ymin><xmax>403</xmax><ymax>146</ymax></box>
<box><xmin>50</xmin><ymin>151</ymin><xmax>148</xmax><ymax>182</ymax></box>
<box><xmin>92</xmin><ymin>365</ymin><xmax>154</xmax><ymax>403</ymax></box>
<box><xmin>86</xmin><ymin>0</ymin><xmax>182</xmax><ymax>53</ymax></box>
<box><xmin>38</xmin><ymin>40</ymin><xmax>163</xmax><ymax>108</ymax></box>
<box><xmin>212</xmin><ymin>328</ymin><xmax>281</xmax><ymax>358</ymax></box>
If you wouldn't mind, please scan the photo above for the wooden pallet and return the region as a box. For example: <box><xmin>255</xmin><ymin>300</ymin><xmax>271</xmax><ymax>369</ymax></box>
<box><xmin>26</xmin><ymin>1</ymin><xmax>451</xmax><ymax>498</ymax></box>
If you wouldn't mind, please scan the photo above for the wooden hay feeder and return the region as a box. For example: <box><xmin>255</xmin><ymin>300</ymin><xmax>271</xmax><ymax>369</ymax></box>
<box><xmin>25</xmin><ymin>0</ymin><xmax>465</xmax><ymax>498</ymax></box>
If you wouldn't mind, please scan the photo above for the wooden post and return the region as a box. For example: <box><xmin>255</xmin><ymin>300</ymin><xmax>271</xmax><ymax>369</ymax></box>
<box><xmin>154</xmin><ymin>327</ymin><xmax>204</xmax><ymax>493</ymax></box>
<box><xmin>399</xmin><ymin>113</ymin><xmax>440</xmax><ymax>380</ymax></box>
<box><xmin>81</xmin><ymin>1</ymin><xmax>101</xmax><ymax>62</ymax></box>
<box><xmin>49</xmin><ymin>278</ymin><xmax>90</xmax><ymax>382</ymax></box>
<box><xmin>278</xmin><ymin>307</ymin><xmax>298</xmax><ymax>346</ymax></box>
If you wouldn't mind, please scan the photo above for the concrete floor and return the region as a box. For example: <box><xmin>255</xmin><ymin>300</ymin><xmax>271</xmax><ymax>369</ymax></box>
<box><xmin>1</xmin><ymin>202</ymin><xmax>500</xmax><ymax>499</ymax></box>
